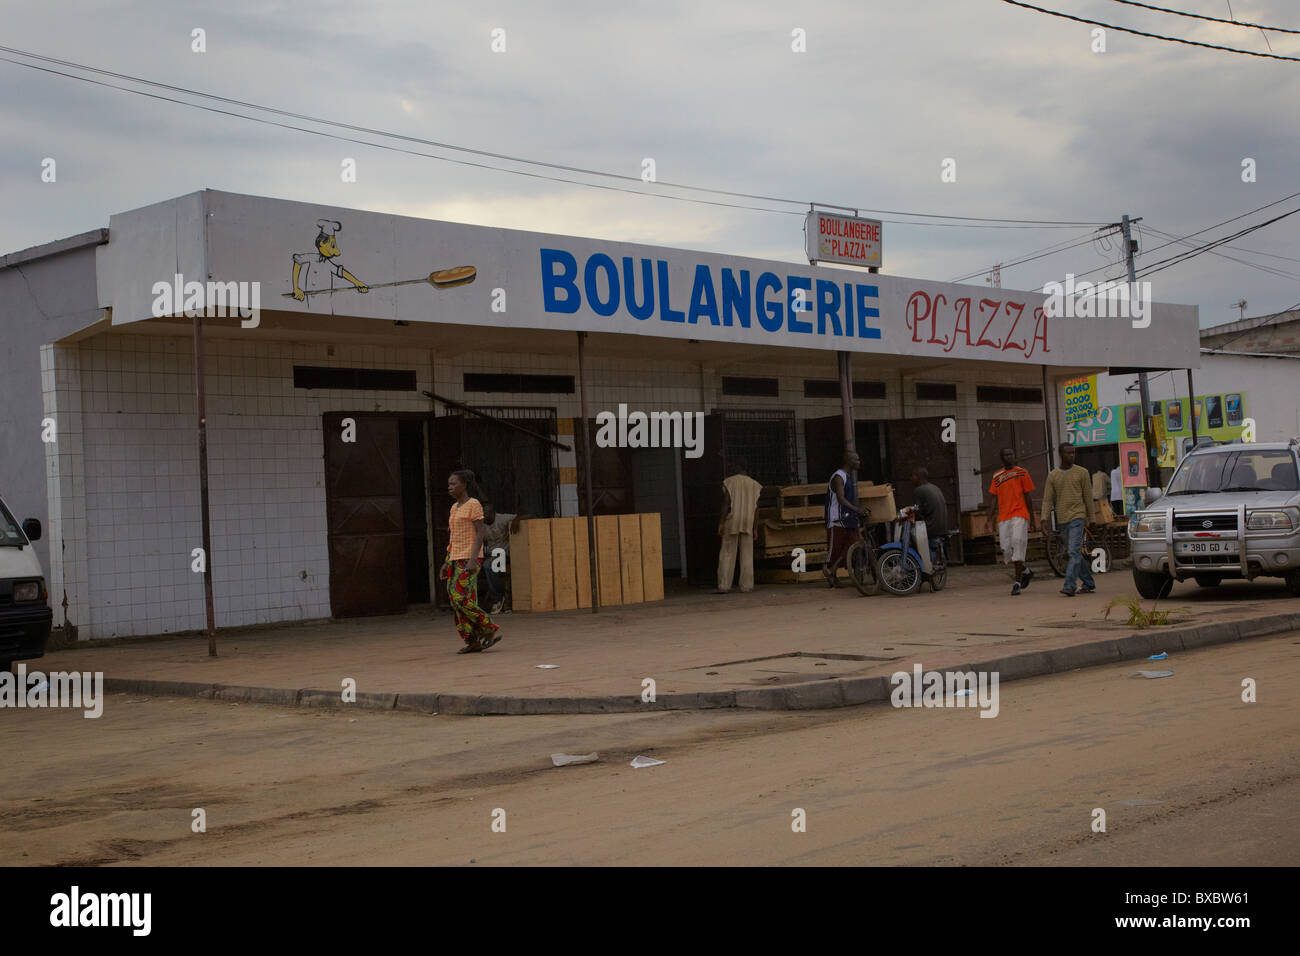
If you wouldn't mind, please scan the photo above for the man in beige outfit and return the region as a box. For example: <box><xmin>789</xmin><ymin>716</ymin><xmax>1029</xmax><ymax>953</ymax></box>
<box><xmin>716</xmin><ymin>458</ymin><xmax>763</xmax><ymax>593</ymax></box>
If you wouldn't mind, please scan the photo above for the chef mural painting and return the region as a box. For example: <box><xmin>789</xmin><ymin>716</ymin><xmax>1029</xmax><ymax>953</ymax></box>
<box><xmin>286</xmin><ymin>218</ymin><xmax>478</xmax><ymax>303</ymax></box>
<box><xmin>290</xmin><ymin>219</ymin><xmax>369</xmax><ymax>300</ymax></box>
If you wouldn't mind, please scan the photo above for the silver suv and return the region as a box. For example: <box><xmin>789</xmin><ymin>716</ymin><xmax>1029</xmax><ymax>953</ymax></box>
<box><xmin>1127</xmin><ymin>440</ymin><xmax>1300</xmax><ymax>598</ymax></box>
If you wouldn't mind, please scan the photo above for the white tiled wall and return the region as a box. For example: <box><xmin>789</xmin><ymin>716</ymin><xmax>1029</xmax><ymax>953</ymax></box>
<box><xmin>48</xmin><ymin>333</ymin><xmax>1048</xmax><ymax>639</ymax></box>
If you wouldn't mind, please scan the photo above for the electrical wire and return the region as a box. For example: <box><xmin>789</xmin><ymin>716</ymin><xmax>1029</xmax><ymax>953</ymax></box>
<box><xmin>1107</xmin><ymin>0</ymin><xmax>1300</xmax><ymax>35</ymax></box>
<box><xmin>1001</xmin><ymin>0</ymin><xmax>1300</xmax><ymax>61</ymax></box>
<box><xmin>0</xmin><ymin>44</ymin><xmax>1107</xmax><ymax>230</ymax></box>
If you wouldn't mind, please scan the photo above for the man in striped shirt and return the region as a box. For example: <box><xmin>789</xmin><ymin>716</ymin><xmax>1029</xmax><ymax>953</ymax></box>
<box><xmin>1041</xmin><ymin>442</ymin><xmax>1096</xmax><ymax>597</ymax></box>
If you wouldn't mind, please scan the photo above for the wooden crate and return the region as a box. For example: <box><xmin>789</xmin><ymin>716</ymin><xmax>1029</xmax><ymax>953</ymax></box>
<box><xmin>755</xmin><ymin>519</ymin><xmax>827</xmax><ymax>551</ymax></box>
<box><xmin>859</xmin><ymin>483</ymin><xmax>897</xmax><ymax>524</ymax></box>
<box><xmin>776</xmin><ymin>483</ymin><xmax>828</xmax><ymax>522</ymax></box>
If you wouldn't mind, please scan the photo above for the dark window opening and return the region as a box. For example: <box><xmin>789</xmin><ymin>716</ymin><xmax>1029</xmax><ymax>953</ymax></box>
<box><xmin>802</xmin><ymin>379</ymin><xmax>886</xmax><ymax>400</ymax></box>
<box><xmin>463</xmin><ymin>373</ymin><xmax>574</xmax><ymax>394</ymax></box>
<box><xmin>976</xmin><ymin>385</ymin><xmax>1043</xmax><ymax>404</ymax></box>
<box><xmin>916</xmin><ymin>382</ymin><xmax>957</xmax><ymax>402</ymax></box>
<box><xmin>721</xmin><ymin>376</ymin><xmax>780</xmax><ymax>398</ymax></box>
<box><xmin>294</xmin><ymin>366</ymin><xmax>417</xmax><ymax>391</ymax></box>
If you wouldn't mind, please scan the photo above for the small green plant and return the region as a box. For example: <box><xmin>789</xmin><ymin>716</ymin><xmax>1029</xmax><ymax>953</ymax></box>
<box><xmin>1104</xmin><ymin>594</ymin><xmax>1186</xmax><ymax>629</ymax></box>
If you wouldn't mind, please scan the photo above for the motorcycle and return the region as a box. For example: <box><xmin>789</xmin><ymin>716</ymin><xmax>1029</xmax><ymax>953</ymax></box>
<box><xmin>875</xmin><ymin>506</ymin><xmax>950</xmax><ymax>596</ymax></box>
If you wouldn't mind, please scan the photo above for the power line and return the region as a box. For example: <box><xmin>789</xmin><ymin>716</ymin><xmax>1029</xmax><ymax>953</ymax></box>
<box><xmin>1001</xmin><ymin>0</ymin><xmax>1300</xmax><ymax>61</ymax></box>
<box><xmin>1107</xmin><ymin>0</ymin><xmax>1300</xmax><ymax>35</ymax></box>
<box><xmin>947</xmin><ymin>229</ymin><xmax>1105</xmax><ymax>282</ymax></box>
<box><xmin>1143</xmin><ymin>226</ymin><xmax>1300</xmax><ymax>282</ymax></box>
<box><xmin>1134</xmin><ymin>207</ymin><xmax>1300</xmax><ymax>279</ymax></box>
<box><xmin>0</xmin><ymin>44</ymin><xmax>1106</xmax><ymax>231</ymax></box>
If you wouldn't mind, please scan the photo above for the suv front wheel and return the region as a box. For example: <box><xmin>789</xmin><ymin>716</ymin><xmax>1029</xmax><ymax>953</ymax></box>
<box><xmin>1133</xmin><ymin>569</ymin><xmax>1174</xmax><ymax>599</ymax></box>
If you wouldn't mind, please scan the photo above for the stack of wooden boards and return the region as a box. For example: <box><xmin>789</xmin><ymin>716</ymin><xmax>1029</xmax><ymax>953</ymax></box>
<box><xmin>754</xmin><ymin>482</ymin><xmax>897</xmax><ymax>583</ymax></box>
<box><xmin>509</xmin><ymin>514</ymin><xmax>665</xmax><ymax>612</ymax></box>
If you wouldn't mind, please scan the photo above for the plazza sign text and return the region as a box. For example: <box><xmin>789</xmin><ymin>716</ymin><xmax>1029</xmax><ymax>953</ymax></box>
<box><xmin>99</xmin><ymin>191</ymin><xmax>1201</xmax><ymax>369</ymax></box>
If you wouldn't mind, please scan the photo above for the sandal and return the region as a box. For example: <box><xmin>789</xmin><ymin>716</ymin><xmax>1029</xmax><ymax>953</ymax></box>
<box><xmin>480</xmin><ymin>633</ymin><xmax>502</xmax><ymax>651</ymax></box>
<box><xmin>457</xmin><ymin>639</ymin><xmax>482</xmax><ymax>654</ymax></box>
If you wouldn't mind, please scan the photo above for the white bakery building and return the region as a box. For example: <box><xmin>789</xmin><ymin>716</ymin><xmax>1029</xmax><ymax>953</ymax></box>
<box><xmin>0</xmin><ymin>190</ymin><xmax>1200</xmax><ymax>640</ymax></box>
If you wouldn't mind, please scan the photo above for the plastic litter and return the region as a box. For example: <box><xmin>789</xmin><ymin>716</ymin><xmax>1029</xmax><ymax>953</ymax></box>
<box><xmin>1136</xmin><ymin>669</ymin><xmax>1174</xmax><ymax>679</ymax></box>
<box><xmin>551</xmin><ymin>752</ymin><xmax>599</xmax><ymax>767</ymax></box>
<box><xmin>535</xmin><ymin>664</ymin><xmax>560</xmax><ymax>669</ymax></box>
<box><xmin>1148</xmin><ymin>652</ymin><xmax>1169</xmax><ymax>661</ymax></box>
<box><xmin>630</xmin><ymin>755</ymin><xmax>665</xmax><ymax>768</ymax></box>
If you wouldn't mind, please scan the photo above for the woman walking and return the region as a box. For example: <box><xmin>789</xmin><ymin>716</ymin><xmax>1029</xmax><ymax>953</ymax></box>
<box><xmin>442</xmin><ymin>470</ymin><xmax>502</xmax><ymax>654</ymax></box>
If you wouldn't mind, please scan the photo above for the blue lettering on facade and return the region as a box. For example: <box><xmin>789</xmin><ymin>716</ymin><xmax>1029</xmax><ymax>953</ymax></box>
<box><xmin>688</xmin><ymin>264</ymin><xmax>720</xmax><ymax>325</ymax></box>
<box><xmin>656</xmin><ymin>259</ymin><xmax>685</xmax><ymax>322</ymax></box>
<box><xmin>538</xmin><ymin>248</ymin><xmax>884</xmax><ymax>342</ymax></box>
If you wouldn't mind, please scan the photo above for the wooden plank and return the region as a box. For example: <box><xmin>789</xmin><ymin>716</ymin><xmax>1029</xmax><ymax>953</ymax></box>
<box><xmin>618</xmin><ymin>514</ymin><xmax>644</xmax><ymax>604</ymax></box>
<box><xmin>573</xmin><ymin>518</ymin><xmax>592</xmax><ymax>609</ymax></box>
<box><xmin>595</xmin><ymin>515</ymin><xmax>623</xmax><ymax>607</ymax></box>
<box><xmin>639</xmin><ymin>513</ymin><xmax>664</xmax><ymax>602</ymax></box>
<box><xmin>509</xmin><ymin>522</ymin><xmax>533</xmax><ymax>612</ymax></box>
<box><xmin>778</xmin><ymin>504</ymin><xmax>824</xmax><ymax>522</ymax></box>
<box><xmin>525</xmin><ymin>520</ymin><xmax>554</xmax><ymax>612</ymax></box>
<box><xmin>551</xmin><ymin>517</ymin><xmax>578</xmax><ymax>611</ymax></box>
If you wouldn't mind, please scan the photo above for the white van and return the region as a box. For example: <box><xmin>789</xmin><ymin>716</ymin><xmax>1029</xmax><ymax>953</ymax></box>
<box><xmin>0</xmin><ymin>493</ymin><xmax>52</xmax><ymax>671</ymax></box>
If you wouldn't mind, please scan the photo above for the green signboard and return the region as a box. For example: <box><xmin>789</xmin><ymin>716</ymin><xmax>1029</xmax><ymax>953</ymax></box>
<box><xmin>1065</xmin><ymin>392</ymin><xmax>1249</xmax><ymax>449</ymax></box>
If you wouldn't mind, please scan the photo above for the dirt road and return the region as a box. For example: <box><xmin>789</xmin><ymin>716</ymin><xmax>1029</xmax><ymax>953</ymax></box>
<box><xmin>2</xmin><ymin>632</ymin><xmax>1296</xmax><ymax>865</ymax></box>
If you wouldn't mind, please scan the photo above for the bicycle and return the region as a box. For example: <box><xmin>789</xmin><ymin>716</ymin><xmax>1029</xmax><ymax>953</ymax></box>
<box><xmin>1045</xmin><ymin>523</ymin><xmax>1110</xmax><ymax>578</ymax></box>
<box><xmin>843</xmin><ymin>509</ymin><xmax>882</xmax><ymax>597</ymax></box>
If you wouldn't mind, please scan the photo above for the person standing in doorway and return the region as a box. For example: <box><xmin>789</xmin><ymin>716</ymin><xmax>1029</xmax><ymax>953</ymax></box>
<box><xmin>480</xmin><ymin>501</ymin><xmax>521</xmax><ymax>615</ymax></box>
<box><xmin>824</xmin><ymin>450</ymin><xmax>866</xmax><ymax>587</ymax></box>
<box><xmin>442</xmin><ymin>470</ymin><xmax>501</xmax><ymax>653</ymax></box>
<box><xmin>1042</xmin><ymin>443</ymin><xmax>1096</xmax><ymax>597</ymax></box>
<box><xmin>1110</xmin><ymin>458</ymin><xmax>1124</xmax><ymax>517</ymax></box>
<box><xmin>985</xmin><ymin>447</ymin><xmax>1037</xmax><ymax>595</ymax></box>
<box><xmin>716</xmin><ymin>458</ymin><xmax>763</xmax><ymax>593</ymax></box>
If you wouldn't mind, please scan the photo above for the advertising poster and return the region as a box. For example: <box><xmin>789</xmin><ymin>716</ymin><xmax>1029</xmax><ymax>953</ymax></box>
<box><xmin>1119</xmin><ymin>440</ymin><xmax>1147</xmax><ymax>487</ymax></box>
<box><xmin>1062</xmin><ymin>374</ymin><xmax>1099</xmax><ymax>425</ymax></box>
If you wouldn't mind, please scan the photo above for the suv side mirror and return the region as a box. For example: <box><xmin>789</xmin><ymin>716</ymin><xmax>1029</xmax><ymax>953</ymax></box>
<box><xmin>21</xmin><ymin>518</ymin><xmax>42</xmax><ymax>542</ymax></box>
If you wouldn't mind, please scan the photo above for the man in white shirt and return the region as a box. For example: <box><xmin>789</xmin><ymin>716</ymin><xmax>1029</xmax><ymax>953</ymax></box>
<box><xmin>1109</xmin><ymin>461</ymin><xmax>1124</xmax><ymax>516</ymax></box>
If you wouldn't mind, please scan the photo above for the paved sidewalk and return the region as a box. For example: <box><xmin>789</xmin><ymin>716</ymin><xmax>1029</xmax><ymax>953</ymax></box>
<box><xmin>41</xmin><ymin>565</ymin><xmax>1300</xmax><ymax>713</ymax></box>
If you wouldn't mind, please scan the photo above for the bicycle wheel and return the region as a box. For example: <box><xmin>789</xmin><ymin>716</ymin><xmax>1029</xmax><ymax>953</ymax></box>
<box><xmin>1045</xmin><ymin>530</ymin><xmax>1068</xmax><ymax>577</ymax></box>
<box><xmin>876</xmin><ymin>550</ymin><xmax>922</xmax><ymax>595</ymax></box>
<box><xmin>846</xmin><ymin>539</ymin><xmax>878</xmax><ymax>596</ymax></box>
<box><xmin>929</xmin><ymin>549</ymin><xmax>948</xmax><ymax>592</ymax></box>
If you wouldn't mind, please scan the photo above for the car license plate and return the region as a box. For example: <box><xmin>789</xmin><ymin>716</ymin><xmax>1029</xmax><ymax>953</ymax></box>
<box><xmin>1176</xmin><ymin>541</ymin><xmax>1236</xmax><ymax>555</ymax></box>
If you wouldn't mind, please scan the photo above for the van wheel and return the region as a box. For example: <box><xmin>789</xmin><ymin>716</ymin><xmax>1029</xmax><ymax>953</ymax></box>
<box><xmin>1133</xmin><ymin>569</ymin><xmax>1173</xmax><ymax>599</ymax></box>
<box><xmin>1285</xmin><ymin>570</ymin><xmax>1300</xmax><ymax>597</ymax></box>
<box><xmin>1195</xmin><ymin>574</ymin><xmax>1223</xmax><ymax>588</ymax></box>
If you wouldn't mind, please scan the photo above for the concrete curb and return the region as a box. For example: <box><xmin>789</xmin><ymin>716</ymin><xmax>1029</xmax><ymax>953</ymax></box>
<box><xmin>100</xmin><ymin>611</ymin><xmax>1300</xmax><ymax>716</ymax></box>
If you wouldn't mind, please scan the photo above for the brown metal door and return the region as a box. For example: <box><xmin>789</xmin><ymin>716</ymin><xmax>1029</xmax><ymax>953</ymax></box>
<box><xmin>804</xmin><ymin>414</ymin><xmax>842</xmax><ymax>489</ymax></box>
<box><xmin>681</xmin><ymin>414</ymin><xmax>724</xmax><ymax>586</ymax></box>
<box><xmin>885</xmin><ymin>417</ymin><xmax>959</xmax><ymax>532</ymax></box>
<box><xmin>323</xmin><ymin>413</ymin><xmax>407</xmax><ymax>617</ymax></box>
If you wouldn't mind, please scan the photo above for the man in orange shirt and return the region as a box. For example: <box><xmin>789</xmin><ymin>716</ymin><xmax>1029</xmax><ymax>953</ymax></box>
<box><xmin>985</xmin><ymin>447</ymin><xmax>1038</xmax><ymax>595</ymax></box>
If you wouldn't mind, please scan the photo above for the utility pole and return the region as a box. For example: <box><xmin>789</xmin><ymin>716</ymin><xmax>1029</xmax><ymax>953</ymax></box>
<box><xmin>1120</xmin><ymin>214</ymin><xmax>1160</xmax><ymax>490</ymax></box>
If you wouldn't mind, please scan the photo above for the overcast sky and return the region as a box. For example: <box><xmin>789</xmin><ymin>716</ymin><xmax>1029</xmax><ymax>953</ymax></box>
<box><xmin>3</xmin><ymin>0</ymin><xmax>1298</xmax><ymax>325</ymax></box>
